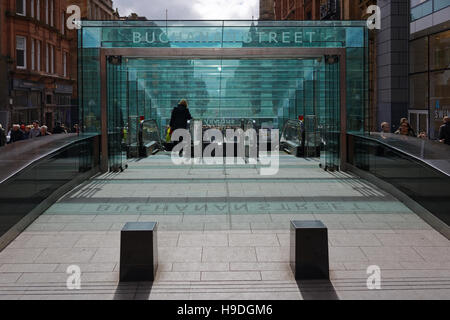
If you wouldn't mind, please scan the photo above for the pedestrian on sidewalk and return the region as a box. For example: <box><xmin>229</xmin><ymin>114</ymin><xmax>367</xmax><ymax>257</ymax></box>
<box><xmin>439</xmin><ymin>116</ymin><xmax>450</xmax><ymax>145</ymax></box>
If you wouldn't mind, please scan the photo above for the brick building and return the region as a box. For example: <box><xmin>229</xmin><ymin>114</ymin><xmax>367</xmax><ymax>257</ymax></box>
<box><xmin>0</xmin><ymin>0</ymin><xmax>118</xmax><ymax>132</ymax></box>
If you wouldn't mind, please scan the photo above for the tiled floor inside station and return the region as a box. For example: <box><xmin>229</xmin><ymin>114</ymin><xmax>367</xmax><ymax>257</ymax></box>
<box><xmin>0</xmin><ymin>153</ymin><xmax>449</xmax><ymax>299</ymax></box>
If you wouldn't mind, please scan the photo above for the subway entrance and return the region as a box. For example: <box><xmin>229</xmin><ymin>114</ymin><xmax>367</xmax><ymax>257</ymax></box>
<box><xmin>105</xmin><ymin>57</ymin><xmax>340</xmax><ymax>168</ymax></box>
<box><xmin>78</xmin><ymin>21</ymin><xmax>368</xmax><ymax>174</ymax></box>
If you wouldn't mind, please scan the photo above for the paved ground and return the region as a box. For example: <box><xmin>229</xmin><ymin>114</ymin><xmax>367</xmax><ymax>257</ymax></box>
<box><xmin>0</xmin><ymin>153</ymin><xmax>449</xmax><ymax>299</ymax></box>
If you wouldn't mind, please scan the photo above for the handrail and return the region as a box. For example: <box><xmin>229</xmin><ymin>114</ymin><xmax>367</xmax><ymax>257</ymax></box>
<box><xmin>349</xmin><ymin>133</ymin><xmax>450</xmax><ymax>178</ymax></box>
<box><xmin>0</xmin><ymin>134</ymin><xmax>100</xmax><ymax>185</ymax></box>
<box><xmin>0</xmin><ymin>134</ymin><xmax>101</xmax><ymax>250</ymax></box>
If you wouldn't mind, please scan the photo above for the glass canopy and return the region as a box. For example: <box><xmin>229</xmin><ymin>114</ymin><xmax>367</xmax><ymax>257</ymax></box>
<box><xmin>78</xmin><ymin>20</ymin><xmax>368</xmax><ymax>171</ymax></box>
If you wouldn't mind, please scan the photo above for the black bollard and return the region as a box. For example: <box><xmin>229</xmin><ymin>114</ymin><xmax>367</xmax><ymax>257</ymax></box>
<box><xmin>290</xmin><ymin>220</ymin><xmax>329</xmax><ymax>280</ymax></box>
<box><xmin>120</xmin><ymin>222</ymin><xmax>158</xmax><ymax>282</ymax></box>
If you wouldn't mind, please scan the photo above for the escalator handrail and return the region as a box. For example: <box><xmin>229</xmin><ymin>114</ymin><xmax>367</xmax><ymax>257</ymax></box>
<box><xmin>348</xmin><ymin>133</ymin><xmax>450</xmax><ymax>178</ymax></box>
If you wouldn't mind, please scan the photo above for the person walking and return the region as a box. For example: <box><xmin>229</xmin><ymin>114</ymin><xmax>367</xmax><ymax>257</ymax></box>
<box><xmin>169</xmin><ymin>99</ymin><xmax>192</xmax><ymax>132</ymax></box>
<box><xmin>439</xmin><ymin>116</ymin><xmax>450</xmax><ymax>145</ymax></box>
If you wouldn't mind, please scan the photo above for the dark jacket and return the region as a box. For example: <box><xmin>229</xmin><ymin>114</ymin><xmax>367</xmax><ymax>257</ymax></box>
<box><xmin>10</xmin><ymin>129</ymin><xmax>24</xmax><ymax>143</ymax></box>
<box><xmin>169</xmin><ymin>104</ymin><xmax>192</xmax><ymax>131</ymax></box>
<box><xmin>52</xmin><ymin>125</ymin><xmax>66</xmax><ymax>134</ymax></box>
<box><xmin>0</xmin><ymin>128</ymin><xmax>6</xmax><ymax>146</ymax></box>
<box><xmin>439</xmin><ymin>122</ymin><xmax>450</xmax><ymax>145</ymax></box>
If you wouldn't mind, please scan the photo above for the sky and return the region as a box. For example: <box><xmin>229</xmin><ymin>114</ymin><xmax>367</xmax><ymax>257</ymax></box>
<box><xmin>112</xmin><ymin>0</ymin><xmax>260</xmax><ymax>20</ymax></box>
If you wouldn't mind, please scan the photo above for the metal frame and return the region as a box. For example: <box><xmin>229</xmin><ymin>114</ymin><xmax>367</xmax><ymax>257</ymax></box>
<box><xmin>99</xmin><ymin>47</ymin><xmax>347</xmax><ymax>172</ymax></box>
<box><xmin>408</xmin><ymin>109</ymin><xmax>429</xmax><ymax>135</ymax></box>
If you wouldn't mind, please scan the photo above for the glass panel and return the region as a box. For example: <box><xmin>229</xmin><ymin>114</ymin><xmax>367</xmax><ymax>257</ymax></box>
<box><xmin>140</xmin><ymin>119</ymin><xmax>161</xmax><ymax>146</ymax></box>
<box><xmin>79</xmin><ymin>48</ymin><xmax>101</xmax><ymax>133</ymax></box>
<box><xmin>81</xmin><ymin>20</ymin><xmax>366</xmax><ymax>49</ymax></box>
<box><xmin>320</xmin><ymin>56</ymin><xmax>340</xmax><ymax>171</ymax></box>
<box><xmin>434</xmin><ymin>0</ymin><xmax>450</xmax><ymax>11</ymax></box>
<box><xmin>411</xmin><ymin>0</ymin><xmax>433</xmax><ymax>21</ymax></box>
<box><xmin>0</xmin><ymin>134</ymin><xmax>100</xmax><ymax>241</ymax></box>
<box><xmin>348</xmin><ymin>133</ymin><xmax>450</xmax><ymax>226</ymax></box>
<box><xmin>280</xmin><ymin>119</ymin><xmax>303</xmax><ymax>146</ymax></box>
<box><xmin>347</xmin><ymin>48</ymin><xmax>367</xmax><ymax>134</ymax></box>
<box><xmin>107</xmin><ymin>60</ymin><xmax>125</xmax><ymax>171</ymax></box>
<box><xmin>410</xmin><ymin>113</ymin><xmax>418</xmax><ymax>133</ymax></box>
<box><xmin>410</xmin><ymin>37</ymin><xmax>428</xmax><ymax>73</ymax></box>
<box><xmin>409</xmin><ymin>73</ymin><xmax>429</xmax><ymax>110</ymax></box>
<box><xmin>430</xmin><ymin>30</ymin><xmax>450</xmax><ymax>71</ymax></box>
<box><xmin>78</xmin><ymin>21</ymin><xmax>368</xmax><ymax>172</ymax></box>
<box><xmin>430</xmin><ymin>70</ymin><xmax>450</xmax><ymax>139</ymax></box>
<box><xmin>419</xmin><ymin>113</ymin><xmax>428</xmax><ymax>134</ymax></box>
<box><xmin>118</xmin><ymin>58</ymin><xmax>325</xmax><ymax>139</ymax></box>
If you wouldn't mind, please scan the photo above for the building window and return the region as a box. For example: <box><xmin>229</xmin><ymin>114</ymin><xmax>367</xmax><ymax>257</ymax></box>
<box><xmin>31</xmin><ymin>39</ymin><xmax>35</xmax><ymax>70</ymax></box>
<box><xmin>50</xmin><ymin>0</ymin><xmax>54</xmax><ymax>26</ymax></box>
<box><xmin>434</xmin><ymin>0</ymin><xmax>450</xmax><ymax>11</ymax></box>
<box><xmin>37</xmin><ymin>0</ymin><xmax>40</xmax><ymax>20</ymax></box>
<box><xmin>37</xmin><ymin>40</ymin><xmax>41</xmax><ymax>71</ymax></box>
<box><xmin>430</xmin><ymin>30</ymin><xmax>450</xmax><ymax>71</ymax></box>
<box><xmin>45</xmin><ymin>43</ymin><xmax>49</xmax><ymax>73</ymax></box>
<box><xmin>430</xmin><ymin>70</ymin><xmax>450</xmax><ymax>137</ymax></box>
<box><xmin>63</xmin><ymin>52</ymin><xmax>67</xmax><ymax>77</ymax></box>
<box><xmin>50</xmin><ymin>45</ymin><xmax>54</xmax><ymax>74</ymax></box>
<box><xmin>410</xmin><ymin>73</ymin><xmax>429</xmax><ymax>110</ymax></box>
<box><xmin>45</xmin><ymin>0</ymin><xmax>48</xmax><ymax>24</ymax></box>
<box><xmin>61</xmin><ymin>12</ymin><xmax>65</xmax><ymax>35</ymax></box>
<box><xmin>410</xmin><ymin>37</ymin><xmax>428</xmax><ymax>74</ymax></box>
<box><xmin>16</xmin><ymin>36</ymin><xmax>27</xmax><ymax>69</ymax></box>
<box><xmin>411</xmin><ymin>0</ymin><xmax>433</xmax><ymax>21</ymax></box>
<box><xmin>16</xmin><ymin>0</ymin><xmax>26</xmax><ymax>16</ymax></box>
<box><xmin>31</xmin><ymin>0</ymin><xmax>35</xmax><ymax>18</ymax></box>
<box><xmin>31</xmin><ymin>92</ymin><xmax>41</xmax><ymax>107</ymax></box>
<box><xmin>15</xmin><ymin>91</ymin><xmax>28</xmax><ymax>106</ymax></box>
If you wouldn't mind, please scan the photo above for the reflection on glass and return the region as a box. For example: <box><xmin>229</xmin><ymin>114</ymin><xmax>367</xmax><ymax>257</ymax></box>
<box><xmin>410</xmin><ymin>73</ymin><xmax>429</xmax><ymax>110</ymax></box>
<box><xmin>410</xmin><ymin>37</ymin><xmax>428</xmax><ymax>73</ymax></box>
<box><xmin>430</xmin><ymin>70</ymin><xmax>450</xmax><ymax>138</ymax></box>
<box><xmin>348</xmin><ymin>133</ymin><xmax>450</xmax><ymax>226</ymax></box>
<box><xmin>430</xmin><ymin>30</ymin><xmax>450</xmax><ymax>71</ymax></box>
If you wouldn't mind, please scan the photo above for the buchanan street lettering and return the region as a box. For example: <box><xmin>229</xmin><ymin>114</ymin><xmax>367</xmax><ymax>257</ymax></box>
<box><xmin>132</xmin><ymin>30</ymin><xmax>317</xmax><ymax>44</ymax></box>
<box><xmin>130</xmin><ymin>29</ymin><xmax>319</xmax><ymax>46</ymax></box>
